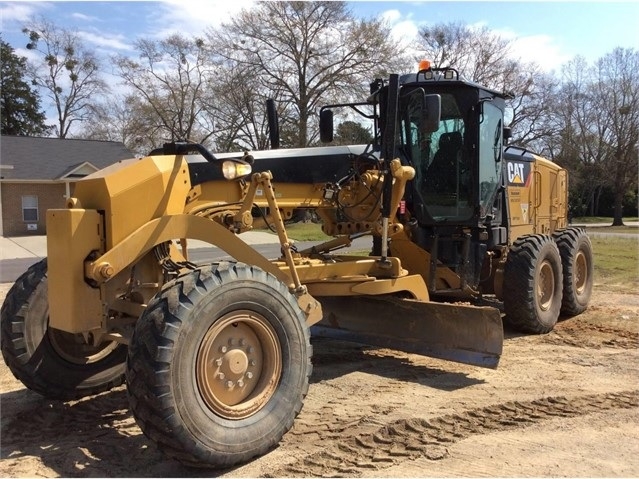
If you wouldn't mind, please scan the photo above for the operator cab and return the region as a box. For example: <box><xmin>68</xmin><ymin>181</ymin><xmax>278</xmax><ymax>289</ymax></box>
<box><xmin>394</xmin><ymin>65</ymin><xmax>509</xmax><ymax>230</ymax></box>
<box><xmin>319</xmin><ymin>64</ymin><xmax>513</xmax><ymax>295</ymax></box>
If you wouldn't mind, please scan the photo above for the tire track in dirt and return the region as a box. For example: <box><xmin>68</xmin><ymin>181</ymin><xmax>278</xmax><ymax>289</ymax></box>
<box><xmin>544</xmin><ymin>321</ymin><xmax>638</xmax><ymax>349</ymax></box>
<box><xmin>269</xmin><ymin>390</ymin><xmax>638</xmax><ymax>477</ymax></box>
<box><xmin>282</xmin><ymin>389</ymin><xmax>403</xmax><ymax>447</ymax></box>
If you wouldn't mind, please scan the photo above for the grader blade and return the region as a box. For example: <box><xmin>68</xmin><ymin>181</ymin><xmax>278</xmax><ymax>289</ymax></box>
<box><xmin>313</xmin><ymin>296</ymin><xmax>503</xmax><ymax>368</ymax></box>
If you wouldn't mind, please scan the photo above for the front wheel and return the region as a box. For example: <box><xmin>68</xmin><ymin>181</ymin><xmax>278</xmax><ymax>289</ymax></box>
<box><xmin>0</xmin><ymin>259</ymin><xmax>127</xmax><ymax>399</ymax></box>
<box><xmin>126</xmin><ymin>262</ymin><xmax>312</xmax><ymax>468</ymax></box>
<box><xmin>503</xmin><ymin>235</ymin><xmax>563</xmax><ymax>334</ymax></box>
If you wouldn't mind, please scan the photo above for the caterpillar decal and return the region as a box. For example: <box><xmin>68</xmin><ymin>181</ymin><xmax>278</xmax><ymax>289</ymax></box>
<box><xmin>506</xmin><ymin>160</ymin><xmax>532</xmax><ymax>186</ymax></box>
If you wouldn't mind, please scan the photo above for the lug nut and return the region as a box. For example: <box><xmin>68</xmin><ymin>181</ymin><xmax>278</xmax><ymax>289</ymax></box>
<box><xmin>219</xmin><ymin>345</ymin><xmax>228</xmax><ymax>353</ymax></box>
<box><xmin>246</xmin><ymin>372</ymin><xmax>253</xmax><ymax>379</ymax></box>
<box><xmin>249</xmin><ymin>360</ymin><xmax>256</xmax><ymax>367</ymax></box>
<box><xmin>226</xmin><ymin>381</ymin><xmax>234</xmax><ymax>389</ymax></box>
<box><xmin>239</xmin><ymin>338</ymin><xmax>246</xmax><ymax>346</ymax></box>
<box><xmin>218</xmin><ymin>372</ymin><xmax>225</xmax><ymax>380</ymax></box>
<box><xmin>228</xmin><ymin>338</ymin><xmax>234</xmax><ymax>345</ymax></box>
<box><xmin>237</xmin><ymin>379</ymin><xmax>244</xmax><ymax>388</ymax></box>
<box><xmin>247</xmin><ymin>346</ymin><xmax>255</xmax><ymax>354</ymax></box>
<box><xmin>215</xmin><ymin>358</ymin><xmax>223</xmax><ymax>366</ymax></box>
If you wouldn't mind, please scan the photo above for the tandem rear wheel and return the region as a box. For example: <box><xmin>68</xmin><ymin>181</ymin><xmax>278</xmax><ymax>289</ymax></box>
<box><xmin>503</xmin><ymin>235</ymin><xmax>563</xmax><ymax>334</ymax></box>
<box><xmin>553</xmin><ymin>227</ymin><xmax>594</xmax><ymax>316</ymax></box>
<box><xmin>126</xmin><ymin>262</ymin><xmax>312</xmax><ymax>468</ymax></box>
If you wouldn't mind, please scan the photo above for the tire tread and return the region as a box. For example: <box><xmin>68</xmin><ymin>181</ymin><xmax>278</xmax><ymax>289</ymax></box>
<box><xmin>0</xmin><ymin>259</ymin><xmax>125</xmax><ymax>399</ymax></box>
<box><xmin>127</xmin><ymin>262</ymin><xmax>312</xmax><ymax>468</ymax></box>
<box><xmin>503</xmin><ymin>235</ymin><xmax>563</xmax><ymax>334</ymax></box>
<box><xmin>553</xmin><ymin>227</ymin><xmax>594</xmax><ymax>316</ymax></box>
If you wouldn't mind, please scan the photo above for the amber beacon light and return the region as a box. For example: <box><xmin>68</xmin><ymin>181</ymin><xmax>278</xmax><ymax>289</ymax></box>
<box><xmin>418</xmin><ymin>59</ymin><xmax>431</xmax><ymax>71</ymax></box>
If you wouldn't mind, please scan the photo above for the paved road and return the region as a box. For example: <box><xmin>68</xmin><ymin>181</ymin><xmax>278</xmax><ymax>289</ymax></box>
<box><xmin>0</xmin><ymin>237</ymin><xmax>373</xmax><ymax>283</ymax></box>
<box><xmin>1</xmin><ymin>227</ymin><xmax>635</xmax><ymax>284</ymax></box>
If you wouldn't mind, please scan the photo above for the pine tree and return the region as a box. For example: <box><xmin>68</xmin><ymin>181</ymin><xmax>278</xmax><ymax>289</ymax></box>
<box><xmin>0</xmin><ymin>38</ymin><xmax>51</xmax><ymax>136</ymax></box>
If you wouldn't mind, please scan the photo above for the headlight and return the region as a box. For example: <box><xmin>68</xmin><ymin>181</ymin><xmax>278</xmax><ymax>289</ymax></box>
<box><xmin>222</xmin><ymin>160</ymin><xmax>252</xmax><ymax>180</ymax></box>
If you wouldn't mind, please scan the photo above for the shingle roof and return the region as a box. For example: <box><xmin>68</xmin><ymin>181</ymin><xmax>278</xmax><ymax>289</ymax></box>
<box><xmin>0</xmin><ymin>136</ymin><xmax>134</xmax><ymax>180</ymax></box>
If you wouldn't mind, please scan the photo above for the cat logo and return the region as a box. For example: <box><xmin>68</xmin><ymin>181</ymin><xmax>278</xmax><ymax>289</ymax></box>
<box><xmin>506</xmin><ymin>161</ymin><xmax>531</xmax><ymax>186</ymax></box>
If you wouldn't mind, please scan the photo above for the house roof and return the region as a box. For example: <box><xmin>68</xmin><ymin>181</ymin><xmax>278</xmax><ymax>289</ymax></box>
<box><xmin>0</xmin><ymin>136</ymin><xmax>134</xmax><ymax>181</ymax></box>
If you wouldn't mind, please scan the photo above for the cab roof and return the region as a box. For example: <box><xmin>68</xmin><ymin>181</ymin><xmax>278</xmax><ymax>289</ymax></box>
<box><xmin>399</xmin><ymin>72</ymin><xmax>511</xmax><ymax>100</ymax></box>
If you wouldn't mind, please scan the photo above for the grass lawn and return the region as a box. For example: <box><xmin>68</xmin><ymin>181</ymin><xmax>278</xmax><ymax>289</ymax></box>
<box><xmin>583</xmin><ymin>225</ymin><xmax>639</xmax><ymax>234</ymax></box>
<box><xmin>270</xmin><ymin>221</ymin><xmax>638</xmax><ymax>293</ymax></box>
<box><xmin>572</xmin><ymin>216</ymin><xmax>639</xmax><ymax>224</ymax></box>
<box><xmin>266</xmin><ymin>222</ymin><xmax>330</xmax><ymax>242</ymax></box>
<box><xmin>590</xmin><ymin>236</ymin><xmax>639</xmax><ymax>294</ymax></box>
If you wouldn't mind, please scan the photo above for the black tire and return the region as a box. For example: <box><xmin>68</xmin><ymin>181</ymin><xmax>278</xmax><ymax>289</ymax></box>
<box><xmin>553</xmin><ymin>227</ymin><xmax>594</xmax><ymax>316</ymax></box>
<box><xmin>126</xmin><ymin>262</ymin><xmax>312</xmax><ymax>468</ymax></box>
<box><xmin>503</xmin><ymin>235</ymin><xmax>563</xmax><ymax>334</ymax></box>
<box><xmin>0</xmin><ymin>259</ymin><xmax>127</xmax><ymax>400</ymax></box>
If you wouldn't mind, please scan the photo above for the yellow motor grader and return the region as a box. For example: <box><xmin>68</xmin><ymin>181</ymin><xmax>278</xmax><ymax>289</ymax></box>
<box><xmin>1</xmin><ymin>66</ymin><xmax>593</xmax><ymax>468</ymax></box>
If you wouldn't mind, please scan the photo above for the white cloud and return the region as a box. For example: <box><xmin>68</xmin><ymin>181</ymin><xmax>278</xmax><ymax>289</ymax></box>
<box><xmin>71</xmin><ymin>12</ymin><xmax>99</xmax><ymax>22</ymax></box>
<box><xmin>13</xmin><ymin>46</ymin><xmax>40</xmax><ymax>64</ymax></box>
<box><xmin>379</xmin><ymin>9</ymin><xmax>422</xmax><ymax>55</ymax></box>
<box><xmin>149</xmin><ymin>0</ymin><xmax>256</xmax><ymax>38</ymax></box>
<box><xmin>490</xmin><ymin>26</ymin><xmax>570</xmax><ymax>72</ymax></box>
<box><xmin>381</xmin><ymin>9</ymin><xmax>402</xmax><ymax>24</ymax></box>
<box><xmin>380</xmin><ymin>14</ymin><xmax>571</xmax><ymax>73</ymax></box>
<box><xmin>510</xmin><ymin>34</ymin><xmax>572</xmax><ymax>72</ymax></box>
<box><xmin>77</xmin><ymin>30</ymin><xmax>133</xmax><ymax>51</ymax></box>
<box><xmin>0</xmin><ymin>2</ymin><xmax>40</xmax><ymax>23</ymax></box>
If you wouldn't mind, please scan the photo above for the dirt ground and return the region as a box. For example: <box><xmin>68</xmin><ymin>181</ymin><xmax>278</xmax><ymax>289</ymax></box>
<box><xmin>0</xmin><ymin>281</ymin><xmax>637</xmax><ymax>478</ymax></box>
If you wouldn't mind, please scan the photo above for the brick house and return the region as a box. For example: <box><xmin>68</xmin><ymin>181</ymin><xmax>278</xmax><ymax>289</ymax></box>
<box><xmin>0</xmin><ymin>136</ymin><xmax>133</xmax><ymax>236</ymax></box>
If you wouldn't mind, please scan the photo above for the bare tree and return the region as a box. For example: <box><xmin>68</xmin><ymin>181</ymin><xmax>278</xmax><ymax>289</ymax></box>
<box><xmin>546</xmin><ymin>51</ymin><xmax>639</xmax><ymax>223</ymax></box>
<box><xmin>419</xmin><ymin>22</ymin><xmax>514</xmax><ymax>87</ymax></box>
<box><xmin>114</xmin><ymin>34</ymin><xmax>216</xmax><ymax>147</ymax></box>
<box><xmin>209</xmin><ymin>63</ymin><xmax>292</xmax><ymax>152</ymax></box>
<box><xmin>548</xmin><ymin>57</ymin><xmax>608</xmax><ymax>217</ymax></box>
<box><xmin>417</xmin><ymin>22</ymin><xmax>555</xmax><ymax>149</ymax></box>
<box><xmin>595</xmin><ymin>48</ymin><xmax>639</xmax><ymax>225</ymax></box>
<box><xmin>507</xmin><ymin>71</ymin><xmax>559</xmax><ymax>151</ymax></box>
<box><xmin>207</xmin><ymin>1</ymin><xmax>409</xmax><ymax>148</ymax></box>
<box><xmin>79</xmin><ymin>94</ymin><xmax>162</xmax><ymax>156</ymax></box>
<box><xmin>22</xmin><ymin>18</ymin><xmax>107</xmax><ymax>138</ymax></box>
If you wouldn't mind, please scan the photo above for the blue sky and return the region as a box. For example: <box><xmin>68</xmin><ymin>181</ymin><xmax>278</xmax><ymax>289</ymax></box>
<box><xmin>1</xmin><ymin>1</ymin><xmax>638</xmax><ymax>74</ymax></box>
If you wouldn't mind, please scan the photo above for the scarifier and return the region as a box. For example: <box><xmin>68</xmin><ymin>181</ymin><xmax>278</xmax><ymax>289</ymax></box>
<box><xmin>1</xmin><ymin>62</ymin><xmax>593</xmax><ymax>467</ymax></box>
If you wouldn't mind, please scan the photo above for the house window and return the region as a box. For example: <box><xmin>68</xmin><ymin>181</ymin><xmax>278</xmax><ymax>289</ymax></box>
<box><xmin>22</xmin><ymin>195</ymin><xmax>38</xmax><ymax>222</ymax></box>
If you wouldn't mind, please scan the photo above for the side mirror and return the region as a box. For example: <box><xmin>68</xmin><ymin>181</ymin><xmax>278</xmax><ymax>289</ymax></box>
<box><xmin>503</xmin><ymin>106</ymin><xmax>514</xmax><ymax>127</ymax></box>
<box><xmin>266</xmin><ymin>99</ymin><xmax>280</xmax><ymax>149</ymax></box>
<box><xmin>503</xmin><ymin>126</ymin><xmax>512</xmax><ymax>144</ymax></box>
<box><xmin>422</xmin><ymin>94</ymin><xmax>441</xmax><ymax>133</ymax></box>
<box><xmin>319</xmin><ymin>109</ymin><xmax>334</xmax><ymax>143</ymax></box>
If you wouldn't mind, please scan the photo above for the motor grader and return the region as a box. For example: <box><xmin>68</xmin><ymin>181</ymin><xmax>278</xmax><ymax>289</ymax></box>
<box><xmin>1</xmin><ymin>64</ymin><xmax>593</xmax><ymax>468</ymax></box>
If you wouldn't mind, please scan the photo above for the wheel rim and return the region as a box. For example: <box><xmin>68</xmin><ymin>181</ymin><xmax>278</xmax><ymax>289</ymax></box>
<box><xmin>48</xmin><ymin>327</ymin><xmax>120</xmax><ymax>365</ymax></box>
<box><xmin>574</xmin><ymin>250</ymin><xmax>588</xmax><ymax>295</ymax></box>
<box><xmin>537</xmin><ymin>260</ymin><xmax>555</xmax><ymax>311</ymax></box>
<box><xmin>196</xmin><ymin>310</ymin><xmax>282</xmax><ymax>420</ymax></box>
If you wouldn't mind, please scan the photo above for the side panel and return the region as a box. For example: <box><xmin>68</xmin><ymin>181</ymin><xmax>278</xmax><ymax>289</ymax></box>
<box><xmin>504</xmin><ymin>157</ymin><xmax>534</xmax><ymax>242</ymax></box>
<box><xmin>47</xmin><ymin>209</ymin><xmax>103</xmax><ymax>333</ymax></box>
<box><xmin>534</xmin><ymin>159</ymin><xmax>568</xmax><ymax>233</ymax></box>
<box><xmin>504</xmin><ymin>153</ymin><xmax>568</xmax><ymax>242</ymax></box>
<box><xmin>72</xmin><ymin>156</ymin><xmax>192</xmax><ymax>250</ymax></box>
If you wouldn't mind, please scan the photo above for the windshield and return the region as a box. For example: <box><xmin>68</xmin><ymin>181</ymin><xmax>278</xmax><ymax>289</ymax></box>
<box><xmin>401</xmin><ymin>92</ymin><xmax>473</xmax><ymax>222</ymax></box>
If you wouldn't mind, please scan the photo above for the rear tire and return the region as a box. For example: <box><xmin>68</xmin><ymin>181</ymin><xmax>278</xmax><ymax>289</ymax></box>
<box><xmin>503</xmin><ymin>235</ymin><xmax>563</xmax><ymax>334</ymax></box>
<box><xmin>126</xmin><ymin>262</ymin><xmax>312</xmax><ymax>468</ymax></box>
<box><xmin>0</xmin><ymin>259</ymin><xmax>127</xmax><ymax>399</ymax></box>
<box><xmin>553</xmin><ymin>228</ymin><xmax>594</xmax><ymax>316</ymax></box>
